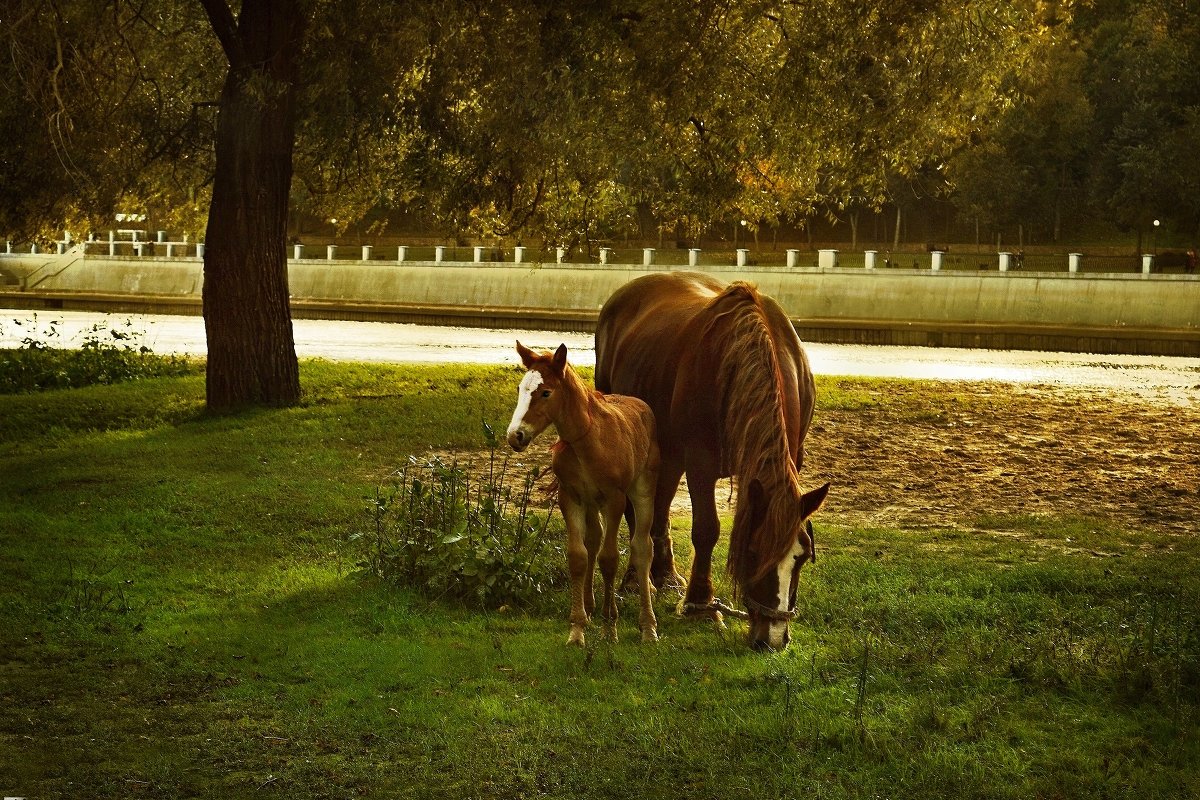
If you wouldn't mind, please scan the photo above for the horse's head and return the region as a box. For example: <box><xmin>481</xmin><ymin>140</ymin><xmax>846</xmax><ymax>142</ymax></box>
<box><xmin>736</xmin><ymin>480</ymin><xmax>830</xmax><ymax>651</ymax></box>
<box><xmin>507</xmin><ymin>340</ymin><xmax>569</xmax><ymax>452</ymax></box>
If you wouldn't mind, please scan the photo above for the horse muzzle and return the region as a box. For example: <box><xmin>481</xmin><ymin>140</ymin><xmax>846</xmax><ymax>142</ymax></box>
<box><xmin>507</xmin><ymin>427</ymin><xmax>531</xmax><ymax>452</ymax></box>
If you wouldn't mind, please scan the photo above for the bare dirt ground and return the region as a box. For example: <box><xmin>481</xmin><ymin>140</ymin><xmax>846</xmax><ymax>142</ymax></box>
<box><xmin>804</xmin><ymin>381</ymin><xmax>1199</xmax><ymax>537</ymax></box>
<box><xmin>470</xmin><ymin>380</ymin><xmax>1199</xmax><ymax>538</ymax></box>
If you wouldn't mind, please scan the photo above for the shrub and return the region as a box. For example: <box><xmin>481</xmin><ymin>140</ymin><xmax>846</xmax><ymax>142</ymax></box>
<box><xmin>357</xmin><ymin>422</ymin><xmax>565</xmax><ymax>608</ymax></box>
<box><xmin>0</xmin><ymin>315</ymin><xmax>198</xmax><ymax>393</ymax></box>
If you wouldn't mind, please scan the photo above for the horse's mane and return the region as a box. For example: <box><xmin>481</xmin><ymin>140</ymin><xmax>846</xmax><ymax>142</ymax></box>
<box><xmin>698</xmin><ymin>282</ymin><xmax>802</xmax><ymax>588</ymax></box>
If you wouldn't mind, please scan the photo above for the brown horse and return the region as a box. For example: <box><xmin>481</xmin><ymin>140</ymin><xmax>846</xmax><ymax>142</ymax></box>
<box><xmin>506</xmin><ymin>341</ymin><xmax>660</xmax><ymax>646</ymax></box>
<box><xmin>596</xmin><ymin>272</ymin><xmax>829</xmax><ymax>650</ymax></box>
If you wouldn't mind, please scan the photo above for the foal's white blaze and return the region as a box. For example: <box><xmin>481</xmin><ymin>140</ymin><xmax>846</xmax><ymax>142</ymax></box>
<box><xmin>507</xmin><ymin>370</ymin><xmax>544</xmax><ymax>440</ymax></box>
<box><xmin>768</xmin><ymin>537</ymin><xmax>807</xmax><ymax>649</ymax></box>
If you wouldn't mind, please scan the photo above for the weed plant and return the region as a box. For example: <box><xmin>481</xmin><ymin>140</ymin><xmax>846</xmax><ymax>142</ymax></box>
<box><xmin>0</xmin><ymin>315</ymin><xmax>198</xmax><ymax>393</ymax></box>
<box><xmin>358</xmin><ymin>421</ymin><xmax>565</xmax><ymax>608</ymax></box>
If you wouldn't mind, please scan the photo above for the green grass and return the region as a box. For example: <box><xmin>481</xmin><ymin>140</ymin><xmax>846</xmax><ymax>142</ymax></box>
<box><xmin>1</xmin><ymin>364</ymin><xmax>1196</xmax><ymax>799</ymax></box>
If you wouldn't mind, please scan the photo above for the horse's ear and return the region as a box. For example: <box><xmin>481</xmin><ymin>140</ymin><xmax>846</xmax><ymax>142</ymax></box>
<box><xmin>552</xmin><ymin>343</ymin><xmax>568</xmax><ymax>374</ymax></box>
<box><xmin>516</xmin><ymin>340</ymin><xmax>536</xmax><ymax>368</ymax></box>
<box><xmin>799</xmin><ymin>482</ymin><xmax>830</xmax><ymax>520</ymax></box>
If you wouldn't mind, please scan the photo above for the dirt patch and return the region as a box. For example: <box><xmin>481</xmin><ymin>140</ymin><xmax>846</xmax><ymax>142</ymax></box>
<box><xmin>444</xmin><ymin>380</ymin><xmax>1200</xmax><ymax>537</ymax></box>
<box><xmin>805</xmin><ymin>381</ymin><xmax>1199</xmax><ymax>536</ymax></box>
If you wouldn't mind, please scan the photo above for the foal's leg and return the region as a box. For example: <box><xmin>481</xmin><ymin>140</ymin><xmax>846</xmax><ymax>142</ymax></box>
<box><xmin>561</xmin><ymin>496</ymin><xmax>591</xmax><ymax>646</ymax></box>
<box><xmin>623</xmin><ymin>456</ymin><xmax>687</xmax><ymax>593</ymax></box>
<box><xmin>598</xmin><ymin>497</ymin><xmax>625</xmax><ymax>641</ymax></box>
<box><xmin>583</xmin><ymin>506</ymin><xmax>603</xmax><ymax>620</ymax></box>
<box><xmin>630</xmin><ymin>471</ymin><xmax>659</xmax><ymax>642</ymax></box>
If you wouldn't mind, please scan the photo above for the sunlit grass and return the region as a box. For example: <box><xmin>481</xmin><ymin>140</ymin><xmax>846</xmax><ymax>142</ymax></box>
<box><xmin>1</xmin><ymin>363</ymin><xmax>1196</xmax><ymax>799</ymax></box>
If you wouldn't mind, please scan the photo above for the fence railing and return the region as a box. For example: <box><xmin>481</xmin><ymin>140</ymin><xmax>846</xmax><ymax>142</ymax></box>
<box><xmin>4</xmin><ymin>232</ymin><xmax>1196</xmax><ymax>276</ymax></box>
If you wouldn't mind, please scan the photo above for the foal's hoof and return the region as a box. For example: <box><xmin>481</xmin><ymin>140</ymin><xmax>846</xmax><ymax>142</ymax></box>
<box><xmin>567</xmin><ymin>627</ymin><xmax>586</xmax><ymax>647</ymax></box>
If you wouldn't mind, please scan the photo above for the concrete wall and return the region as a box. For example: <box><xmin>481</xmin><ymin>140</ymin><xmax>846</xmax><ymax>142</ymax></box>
<box><xmin>2</xmin><ymin>254</ymin><xmax>1198</xmax><ymax>355</ymax></box>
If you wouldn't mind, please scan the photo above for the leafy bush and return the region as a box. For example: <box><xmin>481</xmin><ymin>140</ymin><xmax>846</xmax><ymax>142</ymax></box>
<box><xmin>357</xmin><ymin>422</ymin><xmax>565</xmax><ymax>608</ymax></box>
<box><xmin>0</xmin><ymin>315</ymin><xmax>198</xmax><ymax>393</ymax></box>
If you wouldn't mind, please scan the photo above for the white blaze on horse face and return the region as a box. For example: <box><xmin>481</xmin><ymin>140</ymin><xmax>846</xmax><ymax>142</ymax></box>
<box><xmin>768</xmin><ymin>536</ymin><xmax>807</xmax><ymax>649</ymax></box>
<box><xmin>507</xmin><ymin>370</ymin><xmax>544</xmax><ymax>443</ymax></box>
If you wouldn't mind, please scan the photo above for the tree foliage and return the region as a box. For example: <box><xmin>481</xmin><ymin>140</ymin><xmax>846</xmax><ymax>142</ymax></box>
<box><xmin>2</xmin><ymin>0</ymin><xmax>1069</xmax><ymax>249</ymax></box>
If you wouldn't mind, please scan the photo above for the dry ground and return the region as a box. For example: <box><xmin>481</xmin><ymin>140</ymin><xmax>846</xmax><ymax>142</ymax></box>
<box><xmin>478</xmin><ymin>380</ymin><xmax>1199</xmax><ymax>538</ymax></box>
<box><xmin>806</xmin><ymin>381</ymin><xmax>1199</xmax><ymax>537</ymax></box>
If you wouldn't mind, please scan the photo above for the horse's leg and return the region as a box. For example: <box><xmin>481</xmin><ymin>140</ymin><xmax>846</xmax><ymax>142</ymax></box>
<box><xmin>681</xmin><ymin>465</ymin><xmax>722</xmax><ymax>624</ymax></box>
<box><xmin>582</xmin><ymin>505</ymin><xmax>603</xmax><ymax>620</ymax></box>
<box><xmin>654</xmin><ymin>456</ymin><xmax>689</xmax><ymax>592</ymax></box>
<box><xmin>631</xmin><ymin>472</ymin><xmax>659</xmax><ymax>643</ymax></box>
<box><xmin>599</xmin><ymin>497</ymin><xmax>624</xmax><ymax>642</ymax></box>
<box><xmin>561</xmin><ymin>495</ymin><xmax>591</xmax><ymax>646</ymax></box>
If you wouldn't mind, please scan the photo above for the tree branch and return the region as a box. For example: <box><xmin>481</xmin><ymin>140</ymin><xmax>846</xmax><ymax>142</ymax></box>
<box><xmin>197</xmin><ymin>0</ymin><xmax>243</xmax><ymax>66</ymax></box>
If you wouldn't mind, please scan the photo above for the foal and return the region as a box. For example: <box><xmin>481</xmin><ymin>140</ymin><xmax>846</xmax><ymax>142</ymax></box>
<box><xmin>507</xmin><ymin>341</ymin><xmax>660</xmax><ymax>646</ymax></box>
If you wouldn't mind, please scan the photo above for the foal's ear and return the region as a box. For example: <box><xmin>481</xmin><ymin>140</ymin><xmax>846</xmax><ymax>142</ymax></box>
<box><xmin>516</xmin><ymin>340</ymin><xmax>537</xmax><ymax>368</ymax></box>
<box><xmin>552</xmin><ymin>343</ymin><xmax>568</xmax><ymax>374</ymax></box>
<box><xmin>800</xmin><ymin>482</ymin><xmax>830</xmax><ymax>520</ymax></box>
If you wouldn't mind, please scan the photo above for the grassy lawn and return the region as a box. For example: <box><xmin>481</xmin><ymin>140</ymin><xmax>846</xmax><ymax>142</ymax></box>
<box><xmin>1</xmin><ymin>362</ymin><xmax>1196</xmax><ymax>799</ymax></box>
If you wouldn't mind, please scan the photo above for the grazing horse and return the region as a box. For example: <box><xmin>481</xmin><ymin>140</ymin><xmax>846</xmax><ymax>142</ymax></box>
<box><xmin>506</xmin><ymin>341</ymin><xmax>660</xmax><ymax>646</ymax></box>
<box><xmin>596</xmin><ymin>272</ymin><xmax>829</xmax><ymax>651</ymax></box>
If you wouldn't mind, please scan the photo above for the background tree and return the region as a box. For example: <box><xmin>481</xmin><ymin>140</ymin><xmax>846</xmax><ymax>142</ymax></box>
<box><xmin>4</xmin><ymin>0</ymin><xmax>1072</xmax><ymax>410</ymax></box>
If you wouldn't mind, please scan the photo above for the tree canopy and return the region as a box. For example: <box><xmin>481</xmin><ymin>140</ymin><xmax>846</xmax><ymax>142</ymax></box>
<box><xmin>2</xmin><ymin>0</ymin><xmax>1087</xmax><ymax>249</ymax></box>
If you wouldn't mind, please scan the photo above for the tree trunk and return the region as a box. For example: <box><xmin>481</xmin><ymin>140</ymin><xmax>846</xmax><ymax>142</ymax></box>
<box><xmin>201</xmin><ymin>0</ymin><xmax>304</xmax><ymax>412</ymax></box>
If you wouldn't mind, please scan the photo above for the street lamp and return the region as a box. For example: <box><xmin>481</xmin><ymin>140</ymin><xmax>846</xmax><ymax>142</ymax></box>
<box><xmin>1153</xmin><ymin>219</ymin><xmax>1160</xmax><ymax>255</ymax></box>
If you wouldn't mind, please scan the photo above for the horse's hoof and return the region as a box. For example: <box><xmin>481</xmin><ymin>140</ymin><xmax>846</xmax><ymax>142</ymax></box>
<box><xmin>603</xmin><ymin>624</ymin><xmax>618</xmax><ymax>643</ymax></box>
<box><xmin>567</xmin><ymin>628</ymin><xmax>586</xmax><ymax>647</ymax></box>
<box><xmin>641</xmin><ymin>628</ymin><xmax>659</xmax><ymax>643</ymax></box>
<box><xmin>679</xmin><ymin>601</ymin><xmax>726</xmax><ymax>628</ymax></box>
<box><xmin>656</xmin><ymin>572</ymin><xmax>688</xmax><ymax>595</ymax></box>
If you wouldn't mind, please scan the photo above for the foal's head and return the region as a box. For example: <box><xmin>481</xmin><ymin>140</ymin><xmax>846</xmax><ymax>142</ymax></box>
<box><xmin>507</xmin><ymin>341</ymin><xmax>570</xmax><ymax>452</ymax></box>
<box><xmin>735</xmin><ymin>480</ymin><xmax>830</xmax><ymax>651</ymax></box>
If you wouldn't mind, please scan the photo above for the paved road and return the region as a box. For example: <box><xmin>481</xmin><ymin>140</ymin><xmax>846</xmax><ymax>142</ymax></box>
<box><xmin>3</xmin><ymin>309</ymin><xmax>1198</xmax><ymax>404</ymax></box>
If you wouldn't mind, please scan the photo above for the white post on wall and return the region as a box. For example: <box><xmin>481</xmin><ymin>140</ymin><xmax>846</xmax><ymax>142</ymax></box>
<box><xmin>157</xmin><ymin>231</ymin><xmax>167</xmax><ymax>243</ymax></box>
<box><xmin>294</xmin><ymin>244</ymin><xmax>303</xmax><ymax>260</ymax></box>
<box><xmin>864</xmin><ymin>250</ymin><xmax>877</xmax><ymax>269</ymax></box>
<box><xmin>327</xmin><ymin>245</ymin><xmax>337</xmax><ymax>261</ymax></box>
<box><xmin>818</xmin><ymin>249</ymin><xmax>838</xmax><ymax>269</ymax></box>
<box><xmin>196</xmin><ymin>243</ymin><xmax>205</xmax><ymax>259</ymax></box>
<box><xmin>435</xmin><ymin>245</ymin><xmax>445</xmax><ymax>263</ymax></box>
<box><xmin>1068</xmin><ymin>253</ymin><xmax>1081</xmax><ymax>273</ymax></box>
<box><xmin>474</xmin><ymin>246</ymin><xmax>484</xmax><ymax>263</ymax></box>
<box><xmin>361</xmin><ymin>245</ymin><xmax>372</xmax><ymax>261</ymax></box>
<box><xmin>556</xmin><ymin>247</ymin><xmax>566</xmax><ymax>264</ymax></box>
<box><xmin>688</xmin><ymin>248</ymin><xmax>700</xmax><ymax>267</ymax></box>
<box><xmin>56</xmin><ymin>242</ymin><xmax>66</xmax><ymax>255</ymax></box>
<box><xmin>599</xmin><ymin>247</ymin><xmax>612</xmax><ymax>265</ymax></box>
<box><xmin>786</xmin><ymin>249</ymin><xmax>799</xmax><ymax>268</ymax></box>
<box><xmin>643</xmin><ymin>248</ymin><xmax>655</xmax><ymax>266</ymax></box>
<box><xmin>514</xmin><ymin>246</ymin><xmax>526</xmax><ymax>264</ymax></box>
<box><xmin>930</xmin><ymin>251</ymin><xmax>944</xmax><ymax>271</ymax></box>
<box><xmin>1142</xmin><ymin>254</ymin><xmax>1154</xmax><ymax>277</ymax></box>
<box><xmin>4</xmin><ymin>241</ymin><xmax>10</xmax><ymax>254</ymax></box>
<box><xmin>397</xmin><ymin>245</ymin><xmax>408</xmax><ymax>262</ymax></box>
<box><xmin>999</xmin><ymin>252</ymin><xmax>1012</xmax><ymax>272</ymax></box>
<box><xmin>30</xmin><ymin>243</ymin><xmax>38</xmax><ymax>254</ymax></box>
<box><xmin>736</xmin><ymin>248</ymin><xmax>749</xmax><ymax>267</ymax></box>
<box><xmin>166</xmin><ymin>243</ymin><xmax>176</xmax><ymax>257</ymax></box>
